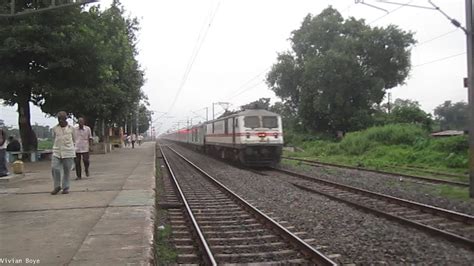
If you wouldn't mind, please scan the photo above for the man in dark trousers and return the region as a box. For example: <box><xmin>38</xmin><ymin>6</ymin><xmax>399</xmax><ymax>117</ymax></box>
<box><xmin>0</xmin><ymin>128</ymin><xmax>8</xmax><ymax>177</ymax></box>
<box><xmin>74</xmin><ymin>117</ymin><xmax>92</xmax><ymax>180</ymax></box>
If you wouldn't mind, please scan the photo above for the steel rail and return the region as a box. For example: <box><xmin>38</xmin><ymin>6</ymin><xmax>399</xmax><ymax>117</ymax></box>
<box><xmin>167</xmin><ymin>146</ymin><xmax>337</xmax><ymax>266</ymax></box>
<box><xmin>159</xmin><ymin>145</ymin><xmax>217</xmax><ymax>266</ymax></box>
<box><xmin>272</xmin><ymin>167</ymin><xmax>474</xmax><ymax>250</ymax></box>
<box><xmin>282</xmin><ymin>156</ymin><xmax>469</xmax><ymax>187</ymax></box>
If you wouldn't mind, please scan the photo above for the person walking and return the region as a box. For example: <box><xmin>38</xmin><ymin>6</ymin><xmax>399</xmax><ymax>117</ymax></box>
<box><xmin>74</xmin><ymin>117</ymin><xmax>92</xmax><ymax>180</ymax></box>
<box><xmin>0</xmin><ymin>128</ymin><xmax>8</xmax><ymax>177</ymax></box>
<box><xmin>131</xmin><ymin>133</ymin><xmax>137</xmax><ymax>149</ymax></box>
<box><xmin>51</xmin><ymin>111</ymin><xmax>76</xmax><ymax>195</ymax></box>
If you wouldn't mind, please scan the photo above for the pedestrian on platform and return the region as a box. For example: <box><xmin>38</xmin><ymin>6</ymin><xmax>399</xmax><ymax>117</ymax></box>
<box><xmin>0</xmin><ymin>128</ymin><xmax>8</xmax><ymax>177</ymax></box>
<box><xmin>131</xmin><ymin>133</ymin><xmax>137</xmax><ymax>149</ymax></box>
<box><xmin>124</xmin><ymin>134</ymin><xmax>129</xmax><ymax>147</ymax></box>
<box><xmin>74</xmin><ymin>117</ymin><xmax>92</xmax><ymax>180</ymax></box>
<box><xmin>51</xmin><ymin>111</ymin><xmax>76</xmax><ymax>195</ymax></box>
<box><xmin>138</xmin><ymin>134</ymin><xmax>143</xmax><ymax>146</ymax></box>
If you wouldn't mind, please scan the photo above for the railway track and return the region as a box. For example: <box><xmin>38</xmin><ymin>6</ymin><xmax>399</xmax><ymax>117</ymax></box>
<box><xmin>268</xmin><ymin>167</ymin><xmax>474</xmax><ymax>250</ymax></box>
<box><xmin>282</xmin><ymin>156</ymin><xmax>469</xmax><ymax>187</ymax></box>
<box><xmin>158</xmin><ymin>145</ymin><xmax>337</xmax><ymax>265</ymax></box>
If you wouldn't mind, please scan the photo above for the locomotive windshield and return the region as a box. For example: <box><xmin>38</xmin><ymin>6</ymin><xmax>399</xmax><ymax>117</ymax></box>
<box><xmin>244</xmin><ymin>116</ymin><xmax>260</xmax><ymax>128</ymax></box>
<box><xmin>262</xmin><ymin>116</ymin><xmax>278</xmax><ymax>128</ymax></box>
<box><xmin>244</xmin><ymin>115</ymin><xmax>279</xmax><ymax>129</ymax></box>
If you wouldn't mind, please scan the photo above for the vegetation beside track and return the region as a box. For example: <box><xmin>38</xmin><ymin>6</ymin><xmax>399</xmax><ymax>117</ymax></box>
<box><xmin>283</xmin><ymin>124</ymin><xmax>470</xmax><ymax>199</ymax></box>
<box><xmin>154</xmin><ymin>148</ymin><xmax>178</xmax><ymax>264</ymax></box>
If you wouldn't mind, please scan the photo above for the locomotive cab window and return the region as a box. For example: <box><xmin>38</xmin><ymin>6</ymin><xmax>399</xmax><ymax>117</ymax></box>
<box><xmin>244</xmin><ymin>116</ymin><xmax>260</xmax><ymax>128</ymax></box>
<box><xmin>262</xmin><ymin>116</ymin><xmax>278</xmax><ymax>128</ymax></box>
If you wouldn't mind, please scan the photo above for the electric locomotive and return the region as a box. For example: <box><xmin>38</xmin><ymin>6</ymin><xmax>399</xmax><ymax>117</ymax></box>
<box><xmin>161</xmin><ymin>109</ymin><xmax>284</xmax><ymax>166</ymax></box>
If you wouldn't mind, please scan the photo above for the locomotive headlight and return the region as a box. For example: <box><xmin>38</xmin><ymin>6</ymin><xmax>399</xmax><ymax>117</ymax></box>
<box><xmin>273</xmin><ymin>133</ymin><xmax>278</xmax><ymax>138</ymax></box>
<box><xmin>246</xmin><ymin>132</ymin><xmax>251</xmax><ymax>138</ymax></box>
<box><xmin>257</xmin><ymin>132</ymin><xmax>266</xmax><ymax>137</ymax></box>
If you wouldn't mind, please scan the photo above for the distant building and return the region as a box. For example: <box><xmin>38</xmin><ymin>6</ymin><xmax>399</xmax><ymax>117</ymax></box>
<box><xmin>0</xmin><ymin>119</ymin><xmax>4</xmax><ymax>127</ymax></box>
<box><xmin>430</xmin><ymin>130</ymin><xmax>465</xmax><ymax>137</ymax></box>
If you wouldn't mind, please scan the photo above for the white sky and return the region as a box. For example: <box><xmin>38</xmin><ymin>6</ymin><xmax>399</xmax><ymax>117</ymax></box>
<box><xmin>0</xmin><ymin>0</ymin><xmax>467</xmax><ymax>135</ymax></box>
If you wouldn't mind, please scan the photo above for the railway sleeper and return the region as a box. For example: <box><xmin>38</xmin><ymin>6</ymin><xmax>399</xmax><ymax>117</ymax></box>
<box><xmin>206</xmin><ymin>235</ymin><xmax>280</xmax><ymax>244</ymax></box>
<box><xmin>193</xmin><ymin>218</ymin><xmax>258</xmax><ymax>226</ymax></box>
<box><xmin>213</xmin><ymin>249</ymin><xmax>302</xmax><ymax>263</ymax></box>
<box><xmin>193</xmin><ymin>214</ymin><xmax>252</xmax><ymax>220</ymax></box>
<box><xmin>199</xmin><ymin>223</ymin><xmax>262</xmax><ymax>230</ymax></box>
<box><xmin>176</xmin><ymin>253</ymin><xmax>200</xmax><ymax>264</ymax></box>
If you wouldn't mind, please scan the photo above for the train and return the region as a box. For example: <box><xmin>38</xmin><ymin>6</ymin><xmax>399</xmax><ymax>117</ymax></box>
<box><xmin>160</xmin><ymin>109</ymin><xmax>284</xmax><ymax>166</ymax></box>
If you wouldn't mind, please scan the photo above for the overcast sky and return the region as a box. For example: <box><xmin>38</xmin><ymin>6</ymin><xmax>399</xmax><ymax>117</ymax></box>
<box><xmin>0</xmin><ymin>0</ymin><xmax>467</xmax><ymax>135</ymax></box>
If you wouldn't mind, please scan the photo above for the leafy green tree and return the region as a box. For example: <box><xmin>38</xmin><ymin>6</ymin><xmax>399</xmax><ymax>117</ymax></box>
<box><xmin>434</xmin><ymin>101</ymin><xmax>468</xmax><ymax>130</ymax></box>
<box><xmin>0</xmin><ymin>1</ymin><xmax>144</xmax><ymax>149</ymax></box>
<box><xmin>390</xmin><ymin>98</ymin><xmax>432</xmax><ymax>130</ymax></box>
<box><xmin>0</xmin><ymin>6</ymin><xmax>89</xmax><ymax>150</ymax></box>
<box><xmin>267</xmin><ymin>7</ymin><xmax>415</xmax><ymax>134</ymax></box>
<box><xmin>138</xmin><ymin>104</ymin><xmax>153</xmax><ymax>133</ymax></box>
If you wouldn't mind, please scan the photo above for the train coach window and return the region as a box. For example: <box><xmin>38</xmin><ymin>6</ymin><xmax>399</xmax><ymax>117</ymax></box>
<box><xmin>244</xmin><ymin>116</ymin><xmax>260</xmax><ymax>128</ymax></box>
<box><xmin>262</xmin><ymin>116</ymin><xmax>278</xmax><ymax>128</ymax></box>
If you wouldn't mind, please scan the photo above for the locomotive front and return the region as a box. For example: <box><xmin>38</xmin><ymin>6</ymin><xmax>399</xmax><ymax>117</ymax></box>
<box><xmin>234</xmin><ymin>110</ymin><xmax>284</xmax><ymax>165</ymax></box>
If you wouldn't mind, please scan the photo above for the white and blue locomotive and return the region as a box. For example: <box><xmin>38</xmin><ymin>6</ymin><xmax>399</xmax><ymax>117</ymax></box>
<box><xmin>161</xmin><ymin>109</ymin><xmax>284</xmax><ymax>166</ymax></box>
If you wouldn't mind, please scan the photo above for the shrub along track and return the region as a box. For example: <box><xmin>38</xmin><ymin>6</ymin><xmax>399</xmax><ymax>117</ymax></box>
<box><xmin>282</xmin><ymin>156</ymin><xmax>469</xmax><ymax>187</ymax></box>
<box><xmin>159</xmin><ymin>144</ymin><xmax>337</xmax><ymax>265</ymax></box>
<box><xmin>267</xmin><ymin>167</ymin><xmax>474</xmax><ymax>251</ymax></box>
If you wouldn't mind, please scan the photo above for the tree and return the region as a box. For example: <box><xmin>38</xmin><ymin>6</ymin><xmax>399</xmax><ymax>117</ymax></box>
<box><xmin>390</xmin><ymin>99</ymin><xmax>432</xmax><ymax>130</ymax></box>
<box><xmin>0</xmin><ymin>5</ymin><xmax>88</xmax><ymax>150</ymax></box>
<box><xmin>0</xmin><ymin>1</ymin><xmax>144</xmax><ymax>149</ymax></box>
<box><xmin>266</xmin><ymin>7</ymin><xmax>415</xmax><ymax>134</ymax></box>
<box><xmin>434</xmin><ymin>101</ymin><xmax>468</xmax><ymax>130</ymax></box>
<box><xmin>138</xmin><ymin>104</ymin><xmax>153</xmax><ymax>134</ymax></box>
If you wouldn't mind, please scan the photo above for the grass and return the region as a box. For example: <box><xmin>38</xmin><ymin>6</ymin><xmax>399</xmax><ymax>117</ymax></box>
<box><xmin>284</xmin><ymin>124</ymin><xmax>471</xmax><ymax>200</ymax></box>
<box><xmin>154</xmin><ymin>147</ymin><xmax>178</xmax><ymax>265</ymax></box>
<box><xmin>154</xmin><ymin>223</ymin><xmax>178</xmax><ymax>264</ymax></box>
<box><xmin>38</xmin><ymin>139</ymin><xmax>53</xmax><ymax>150</ymax></box>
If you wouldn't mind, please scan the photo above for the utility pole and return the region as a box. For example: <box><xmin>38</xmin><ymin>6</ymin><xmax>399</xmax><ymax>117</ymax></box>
<box><xmin>206</xmin><ymin>107</ymin><xmax>209</xmax><ymax>121</ymax></box>
<box><xmin>466</xmin><ymin>0</ymin><xmax>474</xmax><ymax>198</ymax></box>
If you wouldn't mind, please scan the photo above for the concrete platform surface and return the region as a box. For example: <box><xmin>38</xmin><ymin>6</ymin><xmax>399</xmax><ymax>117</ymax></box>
<box><xmin>0</xmin><ymin>142</ymin><xmax>156</xmax><ymax>265</ymax></box>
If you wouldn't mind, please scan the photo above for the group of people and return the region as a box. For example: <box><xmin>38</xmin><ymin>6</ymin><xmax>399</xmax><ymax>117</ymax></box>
<box><xmin>0</xmin><ymin>130</ymin><xmax>21</xmax><ymax>177</ymax></box>
<box><xmin>0</xmin><ymin>111</ymin><xmax>93</xmax><ymax>195</ymax></box>
<box><xmin>123</xmin><ymin>133</ymin><xmax>143</xmax><ymax>149</ymax></box>
<box><xmin>50</xmin><ymin>111</ymin><xmax>93</xmax><ymax>195</ymax></box>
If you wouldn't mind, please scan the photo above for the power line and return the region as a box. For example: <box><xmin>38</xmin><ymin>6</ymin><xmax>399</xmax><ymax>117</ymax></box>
<box><xmin>223</xmin><ymin>67</ymin><xmax>270</xmax><ymax>100</ymax></box>
<box><xmin>164</xmin><ymin>0</ymin><xmax>222</xmax><ymax>117</ymax></box>
<box><xmin>414</xmin><ymin>29</ymin><xmax>459</xmax><ymax>47</ymax></box>
<box><xmin>368</xmin><ymin>0</ymin><xmax>413</xmax><ymax>25</ymax></box>
<box><xmin>413</xmin><ymin>52</ymin><xmax>465</xmax><ymax>67</ymax></box>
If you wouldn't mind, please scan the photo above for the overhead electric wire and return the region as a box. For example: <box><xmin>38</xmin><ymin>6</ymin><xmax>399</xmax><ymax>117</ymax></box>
<box><xmin>223</xmin><ymin>67</ymin><xmax>270</xmax><ymax>100</ymax></box>
<box><xmin>368</xmin><ymin>0</ymin><xmax>413</xmax><ymax>25</ymax></box>
<box><xmin>414</xmin><ymin>29</ymin><xmax>459</xmax><ymax>47</ymax></box>
<box><xmin>161</xmin><ymin>0</ymin><xmax>222</xmax><ymax>119</ymax></box>
<box><xmin>413</xmin><ymin>52</ymin><xmax>465</xmax><ymax>67</ymax></box>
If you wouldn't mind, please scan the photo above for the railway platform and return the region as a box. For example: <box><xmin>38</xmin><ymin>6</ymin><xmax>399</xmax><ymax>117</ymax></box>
<box><xmin>0</xmin><ymin>142</ymin><xmax>156</xmax><ymax>265</ymax></box>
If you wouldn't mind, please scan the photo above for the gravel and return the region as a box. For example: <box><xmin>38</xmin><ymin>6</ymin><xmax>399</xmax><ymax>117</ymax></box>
<box><xmin>279</xmin><ymin>160</ymin><xmax>474</xmax><ymax>215</ymax></box>
<box><xmin>164</xmin><ymin>142</ymin><xmax>474</xmax><ymax>265</ymax></box>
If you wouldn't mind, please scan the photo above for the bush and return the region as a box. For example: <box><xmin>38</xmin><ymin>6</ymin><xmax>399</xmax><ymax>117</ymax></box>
<box><xmin>430</xmin><ymin>135</ymin><xmax>468</xmax><ymax>154</ymax></box>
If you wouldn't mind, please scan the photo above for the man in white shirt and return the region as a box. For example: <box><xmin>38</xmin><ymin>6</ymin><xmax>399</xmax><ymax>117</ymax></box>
<box><xmin>74</xmin><ymin>117</ymin><xmax>92</xmax><ymax>180</ymax></box>
<box><xmin>51</xmin><ymin>111</ymin><xmax>76</xmax><ymax>195</ymax></box>
<box><xmin>131</xmin><ymin>133</ymin><xmax>137</xmax><ymax>149</ymax></box>
<box><xmin>0</xmin><ymin>128</ymin><xmax>8</xmax><ymax>177</ymax></box>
